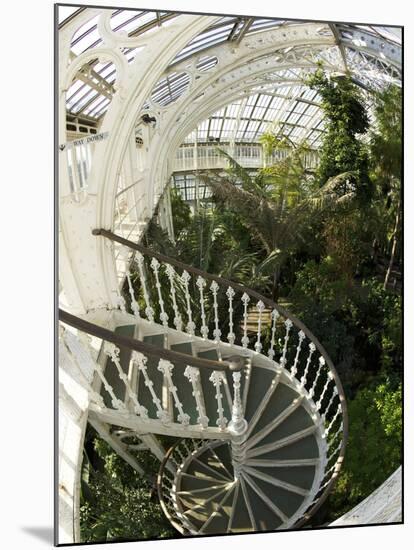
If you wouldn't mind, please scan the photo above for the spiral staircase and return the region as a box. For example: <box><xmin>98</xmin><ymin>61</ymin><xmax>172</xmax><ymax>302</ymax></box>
<box><xmin>59</xmin><ymin>228</ymin><xmax>348</xmax><ymax>536</ymax></box>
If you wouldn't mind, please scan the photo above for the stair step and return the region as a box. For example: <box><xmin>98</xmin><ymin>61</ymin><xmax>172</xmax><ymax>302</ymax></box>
<box><xmin>210</xmin><ymin>442</ymin><xmax>234</xmax><ymax>478</ymax></box>
<box><xmin>248</xmin><ymin>465</ymin><xmax>316</xmax><ymax>492</ymax></box>
<box><xmin>245</xmin><ymin>473</ymin><xmax>304</xmax><ymax>518</ymax></box>
<box><xmin>243</xmin><ymin>365</ymin><xmax>275</xmax><ymax>423</ymax></box>
<box><xmin>101</xmin><ymin>324</ymin><xmax>135</xmax><ymax>408</ymax></box>
<box><xmin>200</xmin><ymin>485</ymin><xmax>235</xmax><ymax>534</ymax></box>
<box><xmin>243</xmin><ymin>476</ymin><xmax>283</xmax><ymax>530</ymax></box>
<box><xmin>253</xmin><ymin>404</ymin><xmax>315</xmax><ymax>450</ymax></box>
<box><xmin>253</xmin><ymin>435</ymin><xmax>320</xmax><ymax>461</ymax></box>
<box><xmin>229</xmin><ymin>481</ymin><xmax>254</xmax><ymax>532</ymax></box>
<box><xmin>251</xmin><ymin>383</ymin><xmax>299</xmax><ymax>437</ymax></box>
<box><xmin>185</xmin><ymin>458</ymin><xmax>232</xmax><ymax>483</ymax></box>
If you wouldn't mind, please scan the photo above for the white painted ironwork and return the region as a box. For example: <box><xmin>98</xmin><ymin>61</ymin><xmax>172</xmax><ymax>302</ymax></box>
<box><xmin>103</xmin><ymin>342</ymin><xmax>148</xmax><ymax>418</ymax></box>
<box><xmin>268</xmin><ymin>308</ymin><xmax>279</xmax><ymax>360</ymax></box>
<box><xmin>165</xmin><ymin>263</ymin><xmax>183</xmax><ymax>331</ymax></box>
<box><xmin>158</xmin><ymin>359</ymin><xmax>190</xmax><ymax>426</ymax></box>
<box><xmin>135</xmin><ymin>252</ymin><xmax>155</xmax><ymax>322</ymax></box>
<box><xmin>300</xmin><ymin>342</ymin><xmax>316</xmax><ymax>387</ymax></box>
<box><xmin>125</xmin><ymin>267</ymin><xmax>140</xmax><ymax>318</ymax></box>
<box><xmin>254</xmin><ymin>300</ymin><xmax>266</xmax><ymax>353</ymax></box>
<box><xmin>184</xmin><ymin>366</ymin><xmax>209</xmax><ymax>428</ymax></box>
<box><xmin>280</xmin><ymin>318</ymin><xmax>293</xmax><ymax>368</ymax></box>
<box><xmin>182</xmin><ymin>270</ymin><xmax>196</xmax><ymax>336</ymax></box>
<box><xmin>209</xmin><ymin>371</ymin><xmax>228</xmax><ymax>430</ymax></box>
<box><xmin>196</xmin><ymin>276</ymin><xmax>209</xmax><ymax>339</ymax></box>
<box><xmin>241</xmin><ymin>292</ymin><xmax>250</xmax><ymax>348</ymax></box>
<box><xmin>150</xmin><ymin>257</ymin><xmax>169</xmax><ymax>327</ymax></box>
<box><xmin>226</xmin><ymin>286</ymin><xmax>236</xmax><ymax>345</ymax></box>
<box><xmin>291</xmin><ymin>330</ymin><xmax>305</xmax><ymax>377</ymax></box>
<box><xmin>132</xmin><ymin>351</ymin><xmax>170</xmax><ymax>423</ymax></box>
<box><xmin>210</xmin><ymin>280</ymin><xmax>221</xmax><ymax>343</ymax></box>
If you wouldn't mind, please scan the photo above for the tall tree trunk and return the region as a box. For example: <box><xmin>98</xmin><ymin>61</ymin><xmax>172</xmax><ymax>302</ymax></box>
<box><xmin>383</xmin><ymin>199</ymin><xmax>401</xmax><ymax>290</ymax></box>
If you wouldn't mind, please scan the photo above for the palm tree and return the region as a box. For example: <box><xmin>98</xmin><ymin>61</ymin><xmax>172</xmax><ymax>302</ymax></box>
<box><xmin>198</xmin><ymin>137</ymin><xmax>356</xmax><ymax>299</ymax></box>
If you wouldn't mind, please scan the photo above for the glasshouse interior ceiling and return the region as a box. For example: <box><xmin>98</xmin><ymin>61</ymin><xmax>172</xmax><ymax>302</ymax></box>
<box><xmin>60</xmin><ymin>7</ymin><xmax>402</xmax><ymax>149</ymax></box>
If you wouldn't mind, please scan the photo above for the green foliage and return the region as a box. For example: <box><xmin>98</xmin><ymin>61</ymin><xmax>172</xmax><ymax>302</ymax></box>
<box><xmin>80</xmin><ymin>431</ymin><xmax>175</xmax><ymax>543</ymax></box>
<box><xmin>327</xmin><ymin>379</ymin><xmax>402</xmax><ymax>520</ymax></box>
<box><xmin>307</xmin><ymin>68</ymin><xmax>371</xmax><ymax>201</ymax></box>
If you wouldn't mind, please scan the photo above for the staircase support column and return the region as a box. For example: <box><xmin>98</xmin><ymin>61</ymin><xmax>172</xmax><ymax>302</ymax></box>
<box><xmin>227</xmin><ymin>357</ymin><xmax>249</xmax><ymax>479</ymax></box>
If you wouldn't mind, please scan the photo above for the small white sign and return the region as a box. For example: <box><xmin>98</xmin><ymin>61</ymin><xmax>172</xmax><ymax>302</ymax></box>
<box><xmin>59</xmin><ymin>131</ymin><xmax>109</xmax><ymax>151</ymax></box>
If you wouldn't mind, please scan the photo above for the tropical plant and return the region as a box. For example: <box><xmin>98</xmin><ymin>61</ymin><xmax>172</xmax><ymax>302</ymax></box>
<box><xmin>306</xmin><ymin>67</ymin><xmax>372</xmax><ymax>202</ymax></box>
<box><xmin>326</xmin><ymin>378</ymin><xmax>402</xmax><ymax>521</ymax></box>
<box><xmin>80</xmin><ymin>427</ymin><xmax>175</xmax><ymax>543</ymax></box>
<box><xmin>199</xmin><ymin>144</ymin><xmax>357</xmax><ymax>299</ymax></box>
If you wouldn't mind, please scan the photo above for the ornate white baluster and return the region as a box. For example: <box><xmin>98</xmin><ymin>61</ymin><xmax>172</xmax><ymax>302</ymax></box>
<box><xmin>209</xmin><ymin>371</ymin><xmax>228</xmax><ymax>430</ymax></box>
<box><xmin>181</xmin><ymin>270</ymin><xmax>196</xmax><ymax>336</ymax></box>
<box><xmin>226</xmin><ymin>286</ymin><xmax>236</xmax><ymax>345</ymax></box>
<box><xmin>328</xmin><ymin>421</ymin><xmax>344</xmax><ymax>447</ymax></box>
<box><xmin>158</xmin><ymin>359</ymin><xmax>190</xmax><ymax>426</ymax></box>
<box><xmin>104</xmin><ymin>342</ymin><xmax>148</xmax><ymax>418</ymax></box>
<box><xmin>95</xmin><ymin>361</ymin><xmax>126</xmax><ymax>412</ymax></box>
<box><xmin>135</xmin><ymin>252</ymin><xmax>154</xmax><ymax>322</ymax></box>
<box><xmin>268</xmin><ymin>308</ymin><xmax>280</xmax><ymax>359</ymax></box>
<box><xmin>308</xmin><ymin>357</ymin><xmax>325</xmax><ymax>398</ymax></box>
<box><xmin>196</xmin><ymin>276</ymin><xmax>208</xmax><ymax>339</ymax></box>
<box><xmin>132</xmin><ymin>351</ymin><xmax>170</xmax><ymax>423</ymax></box>
<box><xmin>325</xmin><ymin>404</ymin><xmax>342</xmax><ymax>436</ymax></box>
<box><xmin>291</xmin><ymin>330</ymin><xmax>305</xmax><ymax>377</ymax></box>
<box><xmin>280</xmin><ymin>318</ymin><xmax>293</xmax><ymax>368</ymax></box>
<box><xmin>241</xmin><ymin>293</ymin><xmax>250</xmax><ymax>348</ymax></box>
<box><xmin>210</xmin><ymin>280</ymin><xmax>221</xmax><ymax>343</ymax></box>
<box><xmin>323</xmin><ymin>386</ymin><xmax>339</xmax><ymax>419</ymax></box>
<box><xmin>125</xmin><ymin>267</ymin><xmax>140</xmax><ymax>318</ymax></box>
<box><xmin>165</xmin><ymin>264</ymin><xmax>182</xmax><ymax>331</ymax></box>
<box><xmin>254</xmin><ymin>300</ymin><xmax>266</xmax><ymax>353</ymax></box>
<box><xmin>184</xmin><ymin>366</ymin><xmax>209</xmax><ymax>428</ymax></box>
<box><xmin>316</xmin><ymin>369</ymin><xmax>334</xmax><ymax>410</ymax></box>
<box><xmin>228</xmin><ymin>371</ymin><xmax>248</xmax><ymax>436</ymax></box>
<box><xmin>300</xmin><ymin>342</ymin><xmax>316</xmax><ymax>387</ymax></box>
<box><xmin>150</xmin><ymin>257</ymin><xmax>169</xmax><ymax>327</ymax></box>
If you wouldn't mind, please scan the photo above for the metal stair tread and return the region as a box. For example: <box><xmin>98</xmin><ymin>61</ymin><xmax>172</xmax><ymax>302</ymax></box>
<box><xmin>243</xmin><ymin>365</ymin><xmax>275</xmax><ymax>423</ymax></box>
<box><xmin>251</xmin><ymin>434</ymin><xmax>320</xmax><ymax>461</ymax></box>
<box><xmin>252</xmin><ymin>404</ymin><xmax>316</xmax><ymax>450</ymax></box>
<box><xmin>248</xmin><ymin>464</ymin><xmax>317</xmax><ymax>491</ymax></box>
<box><xmin>228</xmin><ymin>480</ymin><xmax>254</xmax><ymax>532</ymax></box>
<box><xmin>242</xmin><ymin>475</ymin><xmax>283</xmax><ymax>530</ymax></box>
<box><xmin>246</xmin><ymin>473</ymin><xmax>305</xmax><ymax>518</ymax></box>
<box><xmin>210</xmin><ymin>442</ymin><xmax>234</xmax><ymax>478</ymax></box>
<box><xmin>251</xmin><ymin>382</ymin><xmax>299</xmax><ymax>437</ymax></box>
<box><xmin>186</xmin><ymin>455</ymin><xmax>233</xmax><ymax>482</ymax></box>
<box><xmin>199</xmin><ymin>485</ymin><xmax>236</xmax><ymax>534</ymax></box>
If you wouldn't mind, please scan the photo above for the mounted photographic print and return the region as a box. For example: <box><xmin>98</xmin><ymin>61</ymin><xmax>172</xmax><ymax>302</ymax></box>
<box><xmin>56</xmin><ymin>3</ymin><xmax>403</xmax><ymax>545</ymax></box>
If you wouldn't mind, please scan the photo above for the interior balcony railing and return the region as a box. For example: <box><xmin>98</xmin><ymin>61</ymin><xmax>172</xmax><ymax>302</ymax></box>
<box><xmin>173</xmin><ymin>143</ymin><xmax>319</xmax><ymax>173</ymax></box>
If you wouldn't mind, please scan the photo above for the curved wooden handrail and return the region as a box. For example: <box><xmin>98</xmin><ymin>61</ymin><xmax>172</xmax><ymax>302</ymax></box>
<box><xmin>59</xmin><ymin>309</ymin><xmax>229</xmax><ymax>371</ymax></box>
<box><xmin>93</xmin><ymin>227</ymin><xmax>349</xmax><ymax>526</ymax></box>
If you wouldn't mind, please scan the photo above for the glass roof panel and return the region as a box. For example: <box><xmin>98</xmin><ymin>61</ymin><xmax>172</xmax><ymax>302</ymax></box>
<box><xmin>64</xmin><ymin>11</ymin><xmax>402</xmax><ymax>133</ymax></box>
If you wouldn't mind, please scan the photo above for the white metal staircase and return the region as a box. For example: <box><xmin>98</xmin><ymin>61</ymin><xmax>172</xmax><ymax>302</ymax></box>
<box><xmin>59</xmin><ymin>228</ymin><xmax>348</xmax><ymax>535</ymax></box>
